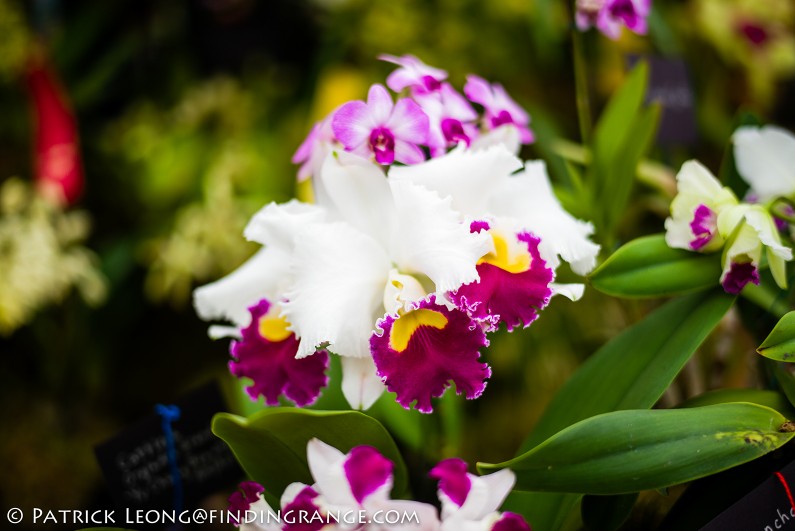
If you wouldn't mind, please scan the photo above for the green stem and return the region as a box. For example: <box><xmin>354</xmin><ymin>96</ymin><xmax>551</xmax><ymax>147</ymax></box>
<box><xmin>572</xmin><ymin>29</ymin><xmax>592</xmax><ymax>145</ymax></box>
<box><xmin>439</xmin><ymin>390</ymin><xmax>463</xmax><ymax>458</ymax></box>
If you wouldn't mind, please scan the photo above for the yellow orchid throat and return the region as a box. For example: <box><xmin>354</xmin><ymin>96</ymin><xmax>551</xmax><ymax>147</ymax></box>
<box><xmin>258</xmin><ymin>310</ymin><xmax>293</xmax><ymax>342</ymax></box>
<box><xmin>478</xmin><ymin>232</ymin><xmax>531</xmax><ymax>274</ymax></box>
<box><xmin>389</xmin><ymin>309</ymin><xmax>448</xmax><ymax>352</ymax></box>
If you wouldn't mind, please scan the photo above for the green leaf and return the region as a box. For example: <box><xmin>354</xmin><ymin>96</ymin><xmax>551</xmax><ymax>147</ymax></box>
<box><xmin>506</xmin><ymin>289</ymin><xmax>733</xmax><ymax>530</ymax></box>
<box><xmin>678</xmin><ymin>388</ymin><xmax>795</xmax><ymax>418</ymax></box>
<box><xmin>588</xmin><ymin>235</ymin><xmax>723</xmax><ymax>298</ymax></box>
<box><xmin>479</xmin><ymin>403</ymin><xmax>795</xmax><ymax>494</ymax></box>
<box><xmin>758</xmin><ymin>311</ymin><xmax>795</xmax><ymax>362</ymax></box>
<box><xmin>212</xmin><ymin>409</ymin><xmax>408</xmax><ymax>506</ymax></box>
<box><xmin>581</xmin><ymin>493</ymin><xmax>638</xmax><ymax>531</ymax></box>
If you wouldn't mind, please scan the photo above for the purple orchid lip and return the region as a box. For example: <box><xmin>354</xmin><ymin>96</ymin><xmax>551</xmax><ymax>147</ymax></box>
<box><xmin>429</xmin><ymin>458</ymin><xmax>471</xmax><ymax>507</ymax></box>
<box><xmin>230</xmin><ymin>298</ymin><xmax>329</xmax><ymax>407</ymax></box>
<box><xmin>451</xmin><ymin>229</ymin><xmax>554</xmax><ymax>332</ymax></box>
<box><xmin>609</xmin><ymin>0</ymin><xmax>639</xmax><ymax>27</ymax></box>
<box><xmin>369</xmin><ymin>127</ymin><xmax>397</xmax><ymax>165</ymax></box>
<box><xmin>370</xmin><ymin>296</ymin><xmax>490</xmax><ymax>413</ymax></box>
<box><xmin>721</xmin><ymin>261</ymin><xmax>760</xmax><ymax>294</ymax></box>
<box><xmin>492</xmin><ymin>512</ymin><xmax>533</xmax><ymax>531</ymax></box>
<box><xmin>738</xmin><ymin>21</ymin><xmax>769</xmax><ymax>47</ymax></box>
<box><xmin>343</xmin><ymin>446</ymin><xmax>394</xmax><ymax>504</ymax></box>
<box><xmin>689</xmin><ymin>204</ymin><xmax>717</xmax><ymax>251</ymax></box>
<box><xmin>441</xmin><ymin>118</ymin><xmax>471</xmax><ymax>146</ymax></box>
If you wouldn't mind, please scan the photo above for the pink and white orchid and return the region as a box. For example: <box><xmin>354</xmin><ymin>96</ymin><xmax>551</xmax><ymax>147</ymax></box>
<box><xmin>332</xmin><ymin>84</ymin><xmax>430</xmax><ymax>165</ymax></box>
<box><xmin>576</xmin><ymin>0</ymin><xmax>652</xmax><ymax>40</ymax></box>
<box><xmin>464</xmin><ymin>75</ymin><xmax>534</xmax><ymax>147</ymax></box>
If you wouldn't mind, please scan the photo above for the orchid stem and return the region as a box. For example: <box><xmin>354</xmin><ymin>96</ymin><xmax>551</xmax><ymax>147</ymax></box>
<box><xmin>572</xmin><ymin>29</ymin><xmax>592</xmax><ymax>145</ymax></box>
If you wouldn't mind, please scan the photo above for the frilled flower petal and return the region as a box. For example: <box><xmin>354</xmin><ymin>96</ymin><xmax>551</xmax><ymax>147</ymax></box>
<box><xmin>488</xmin><ymin>161</ymin><xmax>601</xmax><ymax>275</ymax></box>
<box><xmin>371</xmin><ymin>296</ymin><xmax>490</xmax><ymax>413</ymax></box>
<box><xmin>193</xmin><ymin>246</ymin><xmax>290</xmax><ymax>328</ymax></box>
<box><xmin>389</xmin><ymin>179</ymin><xmax>492</xmax><ymax>293</ymax></box>
<box><xmin>470</xmin><ymin>126</ymin><xmax>521</xmax><ymax>155</ymax></box>
<box><xmin>341</xmin><ymin>356</ymin><xmax>386</xmax><ymax>411</ymax></box>
<box><xmin>243</xmin><ymin>200</ymin><xmax>328</xmax><ymax>249</ymax></box>
<box><xmin>389</xmin><ymin>143</ymin><xmax>522</xmax><ymax>216</ymax></box>
<box><xmin>664</xmin><ymin>160</ymin><xmax>738</xmax><ymax>253</ymax></box>
<box><xmin>380</xmin><ymin>54</ymin><xmax>448</xmax><ymax>93</ymax></box>
<box><xmin>316</xmin><ymin>152</ymin><xmax>395</xmax><ymax>250</ymax></box>
<box><xmin>733</xmin><ymin>126</ymin><xmax>795</xmax><ymax>200</ymax></box>
<box><xmin>230</xmin><ymin>299</ymin><xmax>329</xmax><ymax>406</ymax></box>
<box><xmin>451</xmin><ymin>224</ymin><xmax>554</xmax><ymax>332</ymax></box>
<box><xmin>283</xmin><ymin>221</ymin><xmax>390</xmax><ymax>360</ymax></box>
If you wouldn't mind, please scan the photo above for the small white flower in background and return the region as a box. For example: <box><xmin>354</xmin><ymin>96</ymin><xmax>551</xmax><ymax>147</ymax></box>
<box><xmin>665</xmin><ymin>157</ymin><xmax>793</xmax><ymax>294</ymax></box>
<box><xmin>733</xmin><ymin>125</ymin><xmax>795</xmax><ymax>202</ymax></box>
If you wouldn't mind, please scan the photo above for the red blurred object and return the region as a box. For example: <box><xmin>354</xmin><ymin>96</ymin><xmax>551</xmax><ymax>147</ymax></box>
<box><xmin>25</xmin><ymin>54</ymin><xmax>83</xmax><ymax>206</ymax></box>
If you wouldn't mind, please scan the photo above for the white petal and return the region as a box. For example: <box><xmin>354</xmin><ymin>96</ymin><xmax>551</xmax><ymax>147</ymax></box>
<box><xmin>489</xmin><ymin>161</ymin><xmax>600</xmax><ymax>275</ymax></box>
<box><xmin>733</xmin><ymin>126</ymin><xmax>795</xmax><ymax>200</ymax></box>
<box><xmin>341</xmin><ymin>355</ymin><xmax>386</xmax><ymax>410</ymax></box>
<box><xmin>241</xmin><ymin>497</ymin><xmax>281</xmax><ymax>531</ymax></box>
<box><xmin>282</xmin><ymin>222</ymin><xmax>390</xmax><ymax>359</ymax></box>
<box><xmin>382</xmin><ymin>269</ymin><xmax>428</xmax><ymax>316</ymax></box>
<box><xmin>306</xmin><ymin>438</ymin><xmax>358</xmax><ymax>507</ymax></box>
<box><xmin>389</xmin><ymin>180</ymin><xmax>492</xmax><ymax>293</ymax></box>
<box><xmin>193</xmin><ymin>246</ymin><xmax>290</xmax><ymax>327</ymax></box>
<box><xmin>243</xmin><ymin>200</ymin><xmax>327</xmax><ymax>249</ymax></box>
<box><xmin>550</xmin><ymin>282</ymin><xmax>585</xmax><ymax>301</ymax></box>
<box><xmin>317</xmin><ymin>151</ymin><xmax>395</xmax><ymax>249</ymax></box>
<box><xmin>470</xmin><ymin>125</ymin><xmax>521</xmax><ymax>155</ymax></box>
<box><xmin>745</xmin><ymin>207</ymin><xmax>792</xmax><ymax>289</ymax></box>
<box><xmin>388</xmin><ymin>143</ymin><xmax>522</xmax><ymax>216</ymax></box>
<box><xmin>455</xmin><ymin>470</ymin><xmax>515</xmax><ymax>521</ymax></box>
<box><xmin>207</xmin><ymin>325</ymin><xmax>240</xmax><ymax>339</ymax></box>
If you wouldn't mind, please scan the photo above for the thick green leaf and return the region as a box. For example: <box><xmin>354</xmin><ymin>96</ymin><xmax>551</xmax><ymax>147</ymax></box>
<box><xmin>588</xmin><ymin>235</ymin><xmax>722</xmax><ymax>298</ymax></box>
<box><xmin>678</xmin><ymin>388</ymin><xmax>795</xmax><ymax>418</ymax></box>
<box><xmin>212</xmin><ymin>409</ymin><xmax>408</xmax><ymax>505</ymax></box>
<box><xmin>507</xmin><ymin>290</ymin><xmax>733</xmax><ymax>530</ymax></box>
<box><xmin>758</xmin><ymin>311</ymin><xmax>795</xmax><ymax>361</ymax></box>
<box><xmin>480</xmin><ymin>403</ymin><xmax>795</xmax><ymax>494</ymax></box>
<box><xmin>581</xmin><ymin>493</ymin><xmax>638</xmax><ymax>531</ymax></box>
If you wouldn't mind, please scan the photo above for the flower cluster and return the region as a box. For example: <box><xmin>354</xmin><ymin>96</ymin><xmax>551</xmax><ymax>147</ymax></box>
<box><xmin>194</xmin><ymin>56</ymin><xmax>599</xmax><ymax>412</ymax></box>
<box><xmin>229</xmin><ymin>439</ymin><xmax>530</xmax><ymax>531</ymax></box>
<box><xmin>575</xmin><ymin>0</ymin><xmax>652</xmax><ymax>40</ymax></box>
<box><xmin>665</xmin><ymin>125</ymin><xmax>795</xmax><ymax>294</ymax></box>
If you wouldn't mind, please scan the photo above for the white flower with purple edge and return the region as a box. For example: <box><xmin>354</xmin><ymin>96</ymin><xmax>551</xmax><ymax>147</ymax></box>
<box><xmin>332</xmin><ymin>84</ymin><xmax>430</xmax><ymax>165</ymax></box>
<box><xmin>279</xmin><ymin>438</ymin><xmax>441</xmax><ymax>531</ymax></box>
<box><xmin>665</xmin><ymin>159</ymin><xmax>793</xmax><ymax>294</ymax></box>
<box><xmin>430</xmin><ymin>458</ymin><xmax>530</xmax><ymax>531</ymax></box>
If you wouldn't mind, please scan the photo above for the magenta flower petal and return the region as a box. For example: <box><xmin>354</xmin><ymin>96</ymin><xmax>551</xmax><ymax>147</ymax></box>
<box><xmin>451</xmin><ymin>229</ymin><xmax>554</xmax><ymax>332</ymax></box>
<box><xmin>230</xmin><ymin>299</ymin><xmax>329</xmax><ymax>407</ymax></box>
<box><xmin>389</xmin><ymin>98</ymin><xmax>430</xmax><ymax>145</ymax></box>
<box><xmin>344</xmin><ymin>446</ymin><xmax>394</xmax><ymax>504</ymax></box>
<box><xmin>228</xmin><ymin>481</ymin><xmax>264</xmax><ymax>526</ymax></box>
<box><xmin>689</xmin><ymin>204</ymin><xmax>717</xmax><ymax>250</ymax></box>
<box><xmin>393</xmin><ymin>139</ymin><xmax>426</xmax><ymax>165</ymax></box>
<box><xmin>492</xmin><ymin>512</ymin><xmax>532</xmax><ymax>531</ymax></box>
<box><xmin>464</xmin><ymin>75</ymin><xmax>495</xmax><ymax>109</ymax></box>
<box><xmin>367</xmin><ymin>84</ymin><xmax>395</xmax><ymax>125</ymax></box>
<box><xmin>429</xmin><ymin>458</ymin><xmax>472</xmax><ymax>507</ymax></box>
<box><xmin>332</xmin><ymin>100</ymin><xmax>372</xmax><ymax>151</ymax></box>
<box><xmin>371</xmin><ymin>296</ymin><xmax>490</xmax><ymax>413</ymax></box>
<box><xmin>465</xmin><ymin>75</ymin><xmax>534</xmax><ymax>145</ymax></box>
<box><xmin>721</xmin><ymin>262</ymin><xmax>760</xmax><ymax>294</ymax></box>
<box><xmin>282</xmin><ymin>486</ymin><xmax>324</xmax><ymax>531</ymax></box>
<box><xmin>379</xmin><ymin>54</ymin><xmax>448</xmax><ymax>93</ymax></box>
